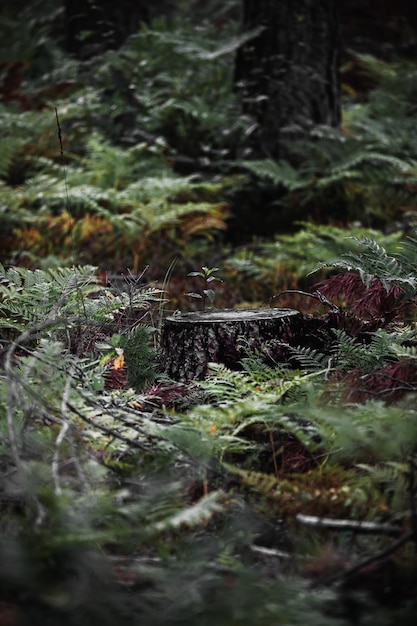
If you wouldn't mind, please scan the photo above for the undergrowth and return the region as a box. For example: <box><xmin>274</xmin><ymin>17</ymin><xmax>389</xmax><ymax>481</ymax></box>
<box><xmin>2</xmin><ymin>4</ymin><xmax>417</xmax><ymax>624</ymax></box>
<box><xmin>2</xmin><ymin>233</ymin><xmax>417</xmax><ymax>623</ymax></box>
<box><xmin>3</xmin><ymin>13</ymin><xmax>417</xmax><ymax>276</ymax></box>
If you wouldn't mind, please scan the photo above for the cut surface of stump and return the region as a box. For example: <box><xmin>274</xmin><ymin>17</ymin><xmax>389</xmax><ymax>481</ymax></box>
<box><xmin>161</xmin><ymin>308</ymin><xmax>303</xmax><ymax>382</ymax></box>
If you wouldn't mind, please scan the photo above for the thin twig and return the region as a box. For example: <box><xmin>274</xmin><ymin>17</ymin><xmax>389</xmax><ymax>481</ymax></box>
<box><xmin>268</xmin><ymin>428</ymin><xmax>279</xmax><ymax>479</ymax></box>
<box><xmin>270</xmin><ymin>289</ymin><xmax>340</xmax><ymax>312</ymax></box>
<box><xmin>52</xmin><ymin>365</ymin><xmax>74</xmax><ymax>496</ymax></box>
<box><xmin>55</xmin><ymin>106</ymin><xmax>70</xmax><ymax>215</ymax></box>
<box><xmin>311</xmin><ymin>528</ymin><xmax>416</xmax><ymax>588</ymax></box>
<box><xmin>55</xmin><ymin>106</ymin><xmax>82</xmax><ymax>270</ymax></box>
<box><xmin>67</xmin><ymin>401</ymin><xmax>149</xmax><ymax>451</ymax></box>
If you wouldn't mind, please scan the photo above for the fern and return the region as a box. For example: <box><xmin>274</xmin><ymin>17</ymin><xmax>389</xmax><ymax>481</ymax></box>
<box><xmin>0</xmin><ymin>264</ymin><xmax>100</xmax><ymax>332</ymax></box>
<box><xmin>311</xmin><ymin>400</ymin><xmax>417</xmax><ymax>465</ymax></box>
<box><xmin>223</xmin><ymin>462</ymin><xmax>381</xmax><ymax>520</ymax></box>
<box><xmin>1</xmin><ymin>130</ymin><xmax>230</xmax><ymax>268</ymax></box>
<box><xmin>77</xmin><ymin>133</ymin><xmax>173</xmax><ymax>188</ymax></box>
<box><xmin>122</xmin><ymin>325</ymin><xmax>158</xmax><ymax>391</ymax></box>
<box><xmin>285</xmin><ymin>345</ymin><xmax>333</xmax><ymax>372</ymax></box>
<box><xmin>237</xmin><ymin>59</ymin><xmax>417</xmax><ymax>229</ymax></box>
<box><xmin>0</xmin><ymin>263</ymin><xmax>164</xmax><ymax>338</ymax></box>
<box><xmin>3</xmin><ymin>13</ymin><xmax>417</xmax><ymax>622</ymax></box>
<box><xmin>0</xmin><ymin>136</ymin><xmax>27</xmax><ymax>180</ymax></box>
<box><xmin>239</xmin><ymin>159</ymin><xmax>305</xmax><ymax>191</ymax></box>
<box><xmin>202</xmin><ymin>361</ymin><xmax>313</xmax><ymax>403</ymax></box>
<box><xmin>329</xmin><ymin>328</ymin><xmax>404</xmax><ymax>375</ymax></box>
<box><xmin>225</xmin><ymin>223</ymin><xmax>403</xmax><ymax>297</ymax></box>
<box><xmin>166</xmin><ymin>362</ymin><xmax>323</xmax><ymax>465</ymax></box>
<box><xmin>311</xmin><ymin>236</ymin><xmax>417</xmax><ymax>294</ymax></box>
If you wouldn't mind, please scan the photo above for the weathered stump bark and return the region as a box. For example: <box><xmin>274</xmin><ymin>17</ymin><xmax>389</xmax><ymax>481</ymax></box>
<box><xmin>161</xmin><ymin>308</ymin><xmax>303</xmax><ymax>382</ymax></box>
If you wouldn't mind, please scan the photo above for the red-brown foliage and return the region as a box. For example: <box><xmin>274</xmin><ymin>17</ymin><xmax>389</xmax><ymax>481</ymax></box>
<box><xmin>342</xmin><ymin>358</ymin><xmax>417</xmax><ymax>403</ymax></box>
<box><xmin>315</xmin><ymin>273</ymin><xmax>408</xmax><ymax>323</ymax></box>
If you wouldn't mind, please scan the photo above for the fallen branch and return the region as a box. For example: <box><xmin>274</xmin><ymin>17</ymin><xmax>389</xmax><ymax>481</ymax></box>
<box><xmin>250</xmin><ymin>544</ymin><xmax>292</xmax><ymax>560</ymax></box>
<box><xmin>296</xmin><ymin>513</ymin><xmax>402</xmax><ymax>537</ymax></box>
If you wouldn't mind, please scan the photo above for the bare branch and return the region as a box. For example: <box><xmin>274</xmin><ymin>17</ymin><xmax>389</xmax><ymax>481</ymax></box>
<box><xmin>311</xmin><ymin>528</ymin><xmax>416</xmax><ymax>588</ymax></box>
<box><xmin>270</xmin><ymin>289</ymin><xmax>340</xmax><ymax>312</ymax></box>
<box><xmin>250</xmin><ymin>544</ymin><xmax>292</xmax><ymax>560</ymax></box>
<box><xmin>67</xmin><ymin>401</ymin><xmax>149</xmax><ymax>451</ymax></box>
<box><xmin>52</xmin><ymin>365</ymin><xmax>75</xmax><ymax>496</ymax></box>
<box><xmin>296</xmin><ymin>513</ymin><xmax>402</xmax><ymax>537</ymax></box>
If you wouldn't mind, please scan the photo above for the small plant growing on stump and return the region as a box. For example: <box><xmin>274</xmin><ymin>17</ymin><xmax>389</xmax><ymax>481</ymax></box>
<box><xmin>185</xmin><ymin>266</ymin><xmax>223</xmax><ymax>310</ymax></box>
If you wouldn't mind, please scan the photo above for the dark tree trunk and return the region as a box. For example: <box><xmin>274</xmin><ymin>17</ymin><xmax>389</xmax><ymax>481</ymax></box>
<box><xmin>64</xmin><ymin>0</ymin><xmax>150</xmax><ymax>56</ymax></box>
<box><xmin>161</xmin><ymin>308</ymin><xmax>303</xmax><ymax>382</ymax></box>
<box><xmin>235</xmin><ymin>0</ymin><xmax>341</xmax><ymax>159</ymax></box>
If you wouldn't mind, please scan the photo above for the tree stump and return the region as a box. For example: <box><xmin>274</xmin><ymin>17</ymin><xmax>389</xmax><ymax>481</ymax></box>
<box><xmin>161</xmin><ymin>308</ymin><xmax>303</xmax><ymax>382</ymax></box>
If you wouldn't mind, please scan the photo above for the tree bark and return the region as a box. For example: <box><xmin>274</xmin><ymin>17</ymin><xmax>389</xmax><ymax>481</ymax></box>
<box><xmin>235</xmin><ymin>0</ymin><xmax>341</xmax><ymax>159</ymax></box>
<box><xmin>161</xmin><ymin>308</ymin><xmax>303</xmax><ymax>382</ymax></box>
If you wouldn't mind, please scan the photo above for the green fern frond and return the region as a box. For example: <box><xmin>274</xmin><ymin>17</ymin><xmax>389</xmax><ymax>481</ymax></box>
<box><xmin>311</xmin><ymin>236</ymin><xmax>417</xmax><ymax>293</ymax></box>
<box><xmin>330</xmin><ymin>328</ymin><xmax>398</xmax><ymax>374</ymax></box>
<box><xmin>239</xmin><ymin>159</ymin><xmax>305</xmax><ymax>190</ymax></box>
<box><xmin>391</xmin><ymin>344</ymin><xmax>417</xmax><ymax>359</ymax></box>
<box><xmin>0</xmin><ymin>264</ymin><xmax>99</xmax><ymax>330</ymax></box>
<box><xmin>202</xmin><ymin>361</ymin><xmax>309</xmax><ymax>403</ymax></box>
<box><xmin>286</xmin><ymin>345</ymin><xmax>332</xmax><ymax>372</ymax></box>
<box><xmin>0</xmin><ymin>136</ymin><xmax>26</xmax><ymax>180</ymax></box>
<box><xmin>329</xmin><ymin>151</ymin><xmax>413</xmax><ymax>177</ymax></box>
<box><xmin>121</xmin><ymin>175</ymin><xmax>199</xmax><ymax>204</ymax></box>
<box><xmin>224</xmin><ymin>465</ymin><xmax>280</xmax><ymax>497</ymax></box>
<box><xmin>122</xmin><ymin>324</ymin><xmax>158</xmax><ymax>391</ymax></box>
<box><xmin>201</xmin><ymin>362</ymin><xmax>261</xmax><ymax>403</ymax></box>
<box><xmin>311</xmin><ymin>400</ymin><xmax>417</xmax><ymax>464</ymax></box>
<box><xmin>226</xmin><ymin>223</ymin><xmax>403</xmax><ymax>289</ymax></box>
